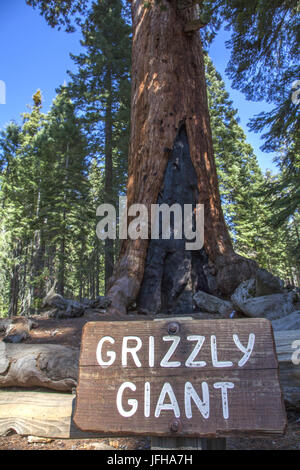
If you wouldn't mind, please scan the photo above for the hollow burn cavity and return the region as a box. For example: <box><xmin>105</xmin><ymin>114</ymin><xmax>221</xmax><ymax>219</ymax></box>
<box><xmin>137</xmin><ymin>125</ymin><xmax>209</xmax><ymax>315</ymax></box>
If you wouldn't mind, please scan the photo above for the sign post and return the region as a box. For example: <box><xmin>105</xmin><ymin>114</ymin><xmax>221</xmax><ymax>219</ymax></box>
<box><xmin>74</xmin><ymin>318</ymin><xmax>286</xmax><ymax>444</ymax></box>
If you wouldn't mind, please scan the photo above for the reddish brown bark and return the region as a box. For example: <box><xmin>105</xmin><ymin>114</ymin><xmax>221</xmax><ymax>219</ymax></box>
<box><xmin>107</xmin><ymin>0</ymin><xmax>256</xmax><ymax>315</ymax></box>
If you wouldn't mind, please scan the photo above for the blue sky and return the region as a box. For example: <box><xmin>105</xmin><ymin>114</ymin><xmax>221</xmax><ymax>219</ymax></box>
<box><xmin>0</xmin><ymin>0</ymin><xmax>277</xmax><ymax>172</ymax></box>
<box><xmin>0</xmin><ymin>0</ymin><xmax>83</xmax><ymax>126</ymax></box>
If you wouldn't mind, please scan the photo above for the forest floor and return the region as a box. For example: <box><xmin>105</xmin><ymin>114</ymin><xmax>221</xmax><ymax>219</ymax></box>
<box><xmin>0</xmin><ymin>312</ymin><xmax>299</xmax><ymax>450</ymax></box>
<box><xmin>0</xmin><ymin>412</ymin><xmax>299</xmax><ymax>450</ymax></box>
<box><xmin>0</xmin><ymin>309</ymin><xmax>247</xmax><ymax>347</ymax></box>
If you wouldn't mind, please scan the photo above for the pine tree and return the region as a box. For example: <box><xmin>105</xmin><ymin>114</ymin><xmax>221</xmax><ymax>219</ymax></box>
<box><xmin>67</xmin><ymin>0</ymin><xmax>131</xmax><ymax>290</ymax></box>
<box><xmin>0</xmin><ymin>87</ymin><xmax>91</xmax><ymax>314</ymax></box>
<box><xmin>206</xmin><ymin>56</ymin><xmax>262</xmax><ymax>254</ymax></box>
<box><xmin>0</xmin><ymin>122</ymin><xmax>23</xmax><ymax>316</ymax></box>
<box><xmin>215</xmin><ymin>0</ymin><xmax>299</xmax><ymax>230</ymax></box>
<box><xmin>38</xmin><ymin>86</ymin><xmax>90</xmax><ymax>298</ymax></box>
<box><xmin>1</xmin><ymin>91</ymin><xmax>46</xmax><ymax>315</ymax></box>
<box><xmin>206</xmin><ymin>56</ymin><xmax>299</xmax><ymax>282</ymax></box>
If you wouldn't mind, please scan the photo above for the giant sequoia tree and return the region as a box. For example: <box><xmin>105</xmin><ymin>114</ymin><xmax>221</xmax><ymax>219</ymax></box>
<box><xmin>68</xmin><ymin>0</ymin><xmax>131</xmax><ymax>290</ymax></box>
<box><xmin>28</xmin><ymin>0</ymin><xmax>300</xmax><ymax>315</ymax></box>
<box><xmin>106</xmin><ymin>0</ymin><xmax>257</xmax><ymax>315</ymax></box>
<box><xmin>27</xmin><ymin>0</ymin><xmax>259</xmax><ymax>316</ymax></box>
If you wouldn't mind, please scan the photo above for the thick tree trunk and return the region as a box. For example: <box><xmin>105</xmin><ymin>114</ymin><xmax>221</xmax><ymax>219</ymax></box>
<box><xmin>107</xmin><ymin>0</ymin><xmax>257</xmax><ymax>315</ymax></box>
<box><xmin>137</xmin><ymin>125</ymin><xmax>210</xmax><ymax>314</ymax></box>
<box><xmin>9</xmin><ymin>244</ymin><xmax>21</xmax><ymax>317</ymax></box>
<box><xmin>32</xmin><ymin>233</ymin><xmax>45</xmax><ymax>312</ymax></box>
<box><xmin>58</xmin><ymin>146</ymin><xmax>70</xmax><ymax>297</ymax></box>
<box><xmin>104</xmin><ymin>64</ymin><xmax>115</xmax><ymax>292</ymax></box>
<box><xmin>58</xmin><ymin>234</ymin><xmax>66</xmax><ymax>297</ymax></box>
<box><xmin>9</xmin><ymin>263</ymin><xmax>19</xmax><ymax>317</ymax></box>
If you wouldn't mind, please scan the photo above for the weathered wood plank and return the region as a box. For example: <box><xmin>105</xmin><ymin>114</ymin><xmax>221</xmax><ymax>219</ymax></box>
<box><xmin>274</xmin><ymin>330</ymin><xmax>300</xmax><ymax>410</ymax></box>
<box><xmin>74</xmin><ymin>319</ymin><xmax>287</xmax><ymax>437</ymax></box>
<box><xmin>151</xmin><ymin>436</ymin><xmax>204</xmax><ymax>450</ymax></box>
<box><xmin>0</xmin><ymin>328</ymin><xmax>297</xmax><ymax>439</ymax></box>
<box><xmin>78</xmin><ymin>318</ymin><xmax>278</xmax><ymax>369</ymax></box>
<box><xmin>274</xmin><ymin>330</ymin><xmax>300</xmax><ymax>363</ymax></box>
<box><xmin>76</xmin><ymin>367</ymin><xmax>286</xmax><ymax>437</ymax></box>
<box><xmin>151</xmin><ymin>436</ymin><xmax>226</xmax><ymax>450</ymax></box>
<box><xmin>0</xmin><ymin>389</ymin><xmax>104</xmax><ymax>439</ymax></box>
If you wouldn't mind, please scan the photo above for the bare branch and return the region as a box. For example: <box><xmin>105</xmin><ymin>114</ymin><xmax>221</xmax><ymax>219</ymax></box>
<box><xmin>184</xmin><ymin>18</ymin><xmax>206</xmax><ymax>32</ymax></box>
<box><xmin>177</xmin><ymin>0</ymin><xmax>203</xmax><ymax>10</ymax></box>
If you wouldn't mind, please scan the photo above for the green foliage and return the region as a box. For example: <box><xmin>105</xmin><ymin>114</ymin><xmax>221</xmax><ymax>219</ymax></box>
<box><xmin>1</xmin><ymin>0</ymin><xmax>297</xmax><ymax>316</ymax></box>
<box><xmin>67</xmin><ymin>0</ymin><xmax>131</xmax><ymax>286</ymax></box>
<box><xmin>206</xmin><ymin>55</ymin><xmax>299</xmax><ymax>283</ymax></box>
<box><xmin>0</xmin><ymin>0</ymin><xmax>131</xmax><ymax>314</ymax></box>
<box><xmin>0</xmin><ymin>88</ymin><xmax>92</xmax><ymax>314</ymax></box>
<box><xmin>26</xmin><ymin>0</ymin><xmax>89</xmax><ymax>31</ymax></box>
<box><xmin>210</xmin><ymin>1</ymin><xmax>299</xmax><ymax>102</ymax></box>
<box><xmin>214</xmin><ymin>0</ymin><xmax>299</xmax><ymax>232</ymax></box>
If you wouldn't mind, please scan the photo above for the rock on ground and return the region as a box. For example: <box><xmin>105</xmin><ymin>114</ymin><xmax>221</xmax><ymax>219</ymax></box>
<box><xmin>235</xmin><ymin>292</ymin><xmax>296</xmax><ymax>321</ymax></box>
<box><xmin>0</xmin><ymin>317</ymin><xmax>37</xmax><ymax>344</ymax></box>
<box><xmin>42</xmin><ymin>291</ymin><xmax>111</xmax><ymax>319</ymax></box>
<box><xmin>28</xmin><ymin>436</ymin><xmax>54</xmax><ymax>444</ymax></box>
<box><xmin>255</xmin><ymin>268</ymin><xmax>284</xmax><ymax>297</ymax></box>
<box><xmin>231</xmin><ymin>278</ymin><xmax>256</xmax><ymax>312</ymax></box>
<box><xmin>193</xmin><ymin>290</ymin><xmax>234</xmax><ymax>315</ymax></box>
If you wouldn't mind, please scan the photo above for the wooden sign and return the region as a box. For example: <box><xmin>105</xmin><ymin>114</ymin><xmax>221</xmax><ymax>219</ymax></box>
<box><xmin>74</xmin><ymin>318</ymin><xmax>287</xmax><ymax>437</ymax></box>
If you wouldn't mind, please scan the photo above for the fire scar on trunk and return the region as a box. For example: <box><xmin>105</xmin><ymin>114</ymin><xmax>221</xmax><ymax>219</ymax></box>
<box><xmin>137</xmin><ymin>125</ymin><xmax>210</xmax><ymax>315</ymax></box>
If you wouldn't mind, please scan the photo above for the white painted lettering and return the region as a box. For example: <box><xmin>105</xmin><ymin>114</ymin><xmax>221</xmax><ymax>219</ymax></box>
<box><xmin>233</xmin><ymin>333</ymin><xmax>255</xmax><ymax>367</ymax></box>
<box><xmin>149</xmin><ymin>336</ymin><xmax>155</xmax><ymax>367</ymax></box>
<box><xmin>155</xmin><ymin>383</ymin><xmax>180</xmax><ymax>418</ymax></box>
<box><xmin>185</xmin><ymin>381</ymin><xmax>209</xmax><ymax>419</ymax></box>
<box><xmin>211</xmin><ymin>335</ymin><xmax>233</xmax><ymax>368</ymax></box>
<box><xmin>160</xmin><ymin>336</ymin><xmax>181</xmax><ymax>367</ymax></box>
<box><xmin>96</xmin><ymin>336</ymin><xmax>116</xmax><ymax>367</ymax></box>
<box><xmin>144</xmin><ymin>381</ymin><xmax>151</xmax><ymax>417</ymax></box>
<box><xmin>213</xmin><ymin>382</ymin><xmax>234</xmax><ymax>419</ymax></box>
<box><xmin>185</xmin><ymin>335</ymin><xmax>206</xmax><ymax>367</ymax></box>
<box><xmin>116</xmin><ymin>382</ymin><xmax>138</xmax><ymax>417</ymax></box>
<box><xmin>122</xmin><ymin>336</ymin><xmax>142</xmax><ymax>367</ymax></box>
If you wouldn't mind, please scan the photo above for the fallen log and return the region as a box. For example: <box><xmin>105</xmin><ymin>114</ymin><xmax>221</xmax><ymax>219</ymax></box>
<box><xmin>0</xmin><ymin>389</ymin><xmax>105</xmax><ymax>438</ymax></box>
<box><xmin>42</xmin><ymin>289</ymin><xmax>110</xmax><ymax>319</ymax></box>
<box><xmin>0</xmin><ymin>343</ymin><xmax>78</xmax><ymax>392</ymax></box>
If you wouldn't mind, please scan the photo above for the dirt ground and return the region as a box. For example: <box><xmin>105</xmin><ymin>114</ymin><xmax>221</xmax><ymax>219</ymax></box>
<box><xmin>0</xmin><ymin>310</ymin><xmax>253</xmax><ymax>347</ymax></box>
<box><xmin>0</xmin><ymin>411</ymin><xmax>299</xmax><ymax>450</ymax></box>
<box><xmin>0</xmin><ymin>313</ymin><xmax>299</xmax><ymax>450</ymax></box>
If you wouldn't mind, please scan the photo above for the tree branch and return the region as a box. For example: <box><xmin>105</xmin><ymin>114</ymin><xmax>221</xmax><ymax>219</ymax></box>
<box><xmin>184</xmin><ymin>18</ymin><xmax>206</xmax><ymax>32</ymax></box>
<box><xmin>177</xmin><ymin>0</ymin><xmax>203</xmax><ymax>10</ymax></box>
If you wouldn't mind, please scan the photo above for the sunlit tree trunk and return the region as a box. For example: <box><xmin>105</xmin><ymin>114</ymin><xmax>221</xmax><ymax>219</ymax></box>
<box><xmin>107</xmin><ymin>0</ymin><xmax>256</xmax><ymax>315</ymax></box>
<box><xmin>104</xmin><ymin>63</ymin><xmax>115</xmax><ymax>291</ymax></box>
